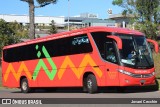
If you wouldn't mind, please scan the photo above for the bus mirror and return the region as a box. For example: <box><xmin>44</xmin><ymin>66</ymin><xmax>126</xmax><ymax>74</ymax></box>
<box><xmin>147</xmin><ymin>39</ymin><xmax>159</xmax><ymax>53</ymax></box>
<box><xmin>107</xmin><ymin>35</ymin><xmax>122</xmax><ymax>49</ymax></box>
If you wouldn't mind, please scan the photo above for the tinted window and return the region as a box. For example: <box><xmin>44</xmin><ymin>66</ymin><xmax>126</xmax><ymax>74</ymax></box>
<box><xmin>91</xmin><ymin>32</ymin><xmax>111</xmax><ymax>59</ymax></box>
<box><xmin>91</xmin><ymin>32</ymin><xmax>118</xmax><ymax>64</ymax></box>
<box><xmin>105</xmin><ymin>41</ymin><xmax>118</xmax><ymax>64</ymax></box>
<box><xmin>3</xmin><ymin>34</ymin><xmax>93</xmax><ymax>62</ymax></box>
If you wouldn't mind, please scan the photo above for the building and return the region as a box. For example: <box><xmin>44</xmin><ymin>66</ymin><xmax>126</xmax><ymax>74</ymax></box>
<box><xmin>0</xmin><ymin>13</ymin><xmax>117</xmax><ymax>29</ymax></box>
<box><xmin>82</xmin><ymin>19</ymin><xmax>115</xmax><ymax>27</ymax></box>
<box><xmin>65</xmin><ymin>13</ymin><xmax>115</xmax><ymax>28</ymax></box>
<box><xmin>108</xmin><ymin>13</ymin><xmax>134</xmax><ymax>28</ymax></box>
<box><xmin>0</xmin><ymin>14</ymin><xmax>65</xmax><ymax>27</ymax></box>
<box><xmin>80</xmin><ymin>13</ymin><xmax>99</xmax><ymax>18</ymax></box>
<box><xmin>64</xmin><ymin>13</ymin><xmax>99</xmax><ymax>28</ymax></box>
<box><xmin>0</xmin><ymin>13</ymin><xmax>117</xmax><ymax>37</ymax></box>
<box><xmin>64</xmin><ymin>17</ymin><xmax>97</xmax><ymax>28</ymax></box>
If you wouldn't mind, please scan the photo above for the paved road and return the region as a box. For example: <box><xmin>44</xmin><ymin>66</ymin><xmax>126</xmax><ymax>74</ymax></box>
<box><xmin>0</xmin><ymin>87</ymin><xmax>159</xmax><ymax>107</ymax></box>
<box><xmin>0</xmin><ymin>87</ymin><xmax>160</xmax><ymax>98</ymax></box>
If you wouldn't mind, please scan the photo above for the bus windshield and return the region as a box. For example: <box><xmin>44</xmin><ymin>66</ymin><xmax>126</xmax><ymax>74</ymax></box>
<box><xmin>117</xmin><ymin>34</ymin><xmax>154</xmax><ymax>69</ymax></box>
<box><xmin>91</xmin><ymin>32</ymin><xmax>154</xmax><ymax>69</ymax></box>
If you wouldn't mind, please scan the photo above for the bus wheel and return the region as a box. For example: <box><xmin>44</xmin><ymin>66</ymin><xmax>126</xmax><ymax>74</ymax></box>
<box><xmin>83</xmin><ymin>77</ymin><xmax>88</xmax><ymax>92</ymax></box>
<box><xmin>86</xmin><ymin>74</ymin><xmax>98</xmax><ymax>94</ymax></box>
<box><xmin>152</xmin><ymin>79</ymin><xmax>159</xmax><ymax>91</ymax></box>
<box><xmin>20</xmin><ymin>78</ymin><xmax>31</xmax><ymax>93</ymax></box>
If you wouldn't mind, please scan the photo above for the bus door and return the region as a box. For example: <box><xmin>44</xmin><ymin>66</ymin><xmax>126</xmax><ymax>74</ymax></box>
<box><xmin>105</xmin><ymin>40</ymin><xmax>120</xmax><ymax>86</ymax></box>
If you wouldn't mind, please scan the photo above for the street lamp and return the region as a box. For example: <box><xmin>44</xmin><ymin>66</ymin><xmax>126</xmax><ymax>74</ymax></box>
<box><xmin>68</xmin><ymin>0</ymin><xmax>70</xmax><ymax>31</ymax></box>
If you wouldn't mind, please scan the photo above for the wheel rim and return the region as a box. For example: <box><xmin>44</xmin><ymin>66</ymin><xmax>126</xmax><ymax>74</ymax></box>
<box><xmin>22</xmin><ymin>81</ymin><xmax>27</xmax><ymax>91</ymax></box>
<box><xmin>87</xmin><ymin>79</ymin><xmax>92</xmax><ymax>89</ymax></box>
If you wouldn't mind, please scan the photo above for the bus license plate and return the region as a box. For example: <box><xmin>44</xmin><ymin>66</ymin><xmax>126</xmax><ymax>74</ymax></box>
<box><xmin>140</xmin><ymin>80</ymin><xmax>146</xmax><ymax>83</ymax></box>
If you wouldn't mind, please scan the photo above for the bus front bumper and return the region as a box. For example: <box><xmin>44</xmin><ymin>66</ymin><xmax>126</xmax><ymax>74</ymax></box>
<box><xmin>119</xmin><ymin>73</ymin><xmax>156</xmax><ymax>86</ymax></box>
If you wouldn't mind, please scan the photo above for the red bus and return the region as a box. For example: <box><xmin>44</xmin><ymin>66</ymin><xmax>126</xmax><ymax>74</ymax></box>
<box><xmin>1</xmin><ymin>27</ymin><xmax>159</xmax><ymax>93</ymax></box>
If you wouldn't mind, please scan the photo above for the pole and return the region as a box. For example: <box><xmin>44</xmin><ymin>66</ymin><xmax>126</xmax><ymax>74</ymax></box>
<box><xmin>68</xmin><ymin>0</ymin><xmax>70</xmax><ymax>31</ymax></box>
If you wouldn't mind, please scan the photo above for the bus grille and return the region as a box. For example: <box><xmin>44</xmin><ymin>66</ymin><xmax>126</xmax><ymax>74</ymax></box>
<box><xmin>132</xmin><ymin>74</ymin><xmax>153</xmax><ymax>78</ymax></box>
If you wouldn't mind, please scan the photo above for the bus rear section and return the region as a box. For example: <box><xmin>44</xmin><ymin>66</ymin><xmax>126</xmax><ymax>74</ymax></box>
<box><xmin>2</xmin><ymin>29</ymin><xmax>105</xmax><ymax>93</ymax></box>
<box><xmin>1</xmin><ymin>27</ymin><xmax>159</xmax><ymax>93</ymax></box>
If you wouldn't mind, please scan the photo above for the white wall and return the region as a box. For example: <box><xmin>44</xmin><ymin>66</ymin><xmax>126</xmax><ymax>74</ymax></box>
<box><xmin>92</xmin><ymin>23</ymin><xmax>115</xmax><ymax>27</ymax></box>
<box><xmin>0</xmin><ymin>14</ymin><xmax>65</xmax><ymax>26</ymax></box>
<box><xmin>0</xmin><ymin>14</ymin><xmax>29</xmax><ymax>23</ymax></box>
<box><xmin>35</xmin><ymin>16</ymin><xmax>64</xmax><ymax>25</ymax></box>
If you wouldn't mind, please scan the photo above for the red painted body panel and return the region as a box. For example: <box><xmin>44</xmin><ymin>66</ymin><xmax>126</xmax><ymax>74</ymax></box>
<box><xmin>119</xmin><ymin>67</ymin><xmax>155</xmax><ymax>86</ymax></box>
<box><xmin>147</xmin><ymin>39</ymin><xmax>159</xmax><ymax>53</ymax></box>
<box><xmin>107</xmin><ymin>35</ymin><xmax>122</xmax><ymax>49</ymax></box>
<box><xmin>1</xmin><ymin>26</ymin><xmax>156</xmax><ymax>89</ymax></box>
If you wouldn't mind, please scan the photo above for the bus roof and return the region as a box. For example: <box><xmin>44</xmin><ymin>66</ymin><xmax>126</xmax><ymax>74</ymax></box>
<box><xmin>3</xmin><ymin>26</ymin><xmax>144</xmax><ymax>49</ymax></box>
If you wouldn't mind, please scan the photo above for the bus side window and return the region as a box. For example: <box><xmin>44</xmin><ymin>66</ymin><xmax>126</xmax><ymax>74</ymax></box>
<box><xmin>148</xmin><ymin>43</ymin><xmax>154</xmax><ymax>52</ymax></box>
<box><xmin>105</xmin><ymin>41</ymin><xmax>118</xmax><ymax>64</ymax></box>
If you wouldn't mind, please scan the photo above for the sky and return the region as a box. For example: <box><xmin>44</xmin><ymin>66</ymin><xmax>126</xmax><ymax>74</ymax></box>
<box><xmin>0</xmin><ymin>0</ymin><xmax>123</xmax><ymax>19</ymax></box>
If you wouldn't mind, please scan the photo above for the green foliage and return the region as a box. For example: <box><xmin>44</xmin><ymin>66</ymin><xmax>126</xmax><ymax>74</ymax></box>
<box><xmin>112</xmin><ymin>0</ymin><xmax>137</xmax><ymax>15</ymax></box>
<box><xmin>112</xmin><ymin>0</ymin><xmax>160</xmax><ymax>39</ymax></box>
<box><xmin>49</xmin><ymin>20</ymin><xmax>57</xmax><ymax>34</ymax></box>
<box><xmin>0</xmin><ymin>19</ymin><xmax>28</xmax><ymax>58</ymax></box>
<box><xmin>36</xmin><ymin>0</ymin><xmax>57</xmax><ymax>7</ymax></box>
<box><xmin>135</xmin><ymin>0</ymin><xmax>159</xmax><ymax>39</ymax></box>
<box><xmin>0</xmin><ymin>19</ymin><xmax>15</xmax><ymax>47</ymax></box>
<box><xmin>112</xmin><ymin>0</ymin><xmax>123</xmax><ymax>5</ymax></box>
<box><xmin>158</xmin><ymin>79</ymin><xmax>160</xmax><ymax>90</ymax></box>
<box><xmin>9</xmin><ymin>21</ymin><xmax>29</xmax><ymax>39</ymax></box>
<box><xmin>134</xmin><ymin>21</ymin><xmax>159</xmax><ymax>39</ymax></box>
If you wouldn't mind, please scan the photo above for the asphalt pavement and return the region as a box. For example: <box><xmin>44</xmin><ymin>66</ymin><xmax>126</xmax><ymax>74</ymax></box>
<box><xmin>0</xmin><ymin>87</ymin><xmax>159</xmax><ymax>107</ymax></box>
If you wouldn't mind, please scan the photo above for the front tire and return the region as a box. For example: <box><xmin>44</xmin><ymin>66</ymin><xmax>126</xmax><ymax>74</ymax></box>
<box><xmin>152</xmin><ymin>79</ymin><xmax>159</xmax><ymax>91</ymax></box>
<box><xmin>86</xmin><ymin>74</ymin><xmax>98</xmax><ymax>94</ymax></box>
<box><xmin>20</xmin><ymin>78</ymin><xmax>31</xmax><ymax>93</ymax></box>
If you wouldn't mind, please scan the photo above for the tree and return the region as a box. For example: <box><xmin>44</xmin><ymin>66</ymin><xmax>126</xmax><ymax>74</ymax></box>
<box><xmin>9</xmin><ymin>21</ymin><xmax>29</xmax><ymax>39</ymax></box>
<box><xmin>21</xmin><ymin>0</ymin><xmax>57</xmax><ymax>39</ymax></box>
<box><xmin>0</xmin><ymin>19</ymin><xmax>15</xmax><ymax>47</ymax></box>
<box><xmin>112</xmin><ymin>0</ymin><xmax>160</xmax><ymax>39</ymax></box>
<box><xmin>0</xmin><ymin>19</ymin><xmax>16</xmax><ymax>58</ymax></box>
<box><xmin>0</xmin><ymin>19</ymin><xmax>28</xmax><ymax>58</ymax></box>
<box><xmin>49</xmin><ymin>20</ymin><xmax>57</xmax><ymax>34</ymax></box>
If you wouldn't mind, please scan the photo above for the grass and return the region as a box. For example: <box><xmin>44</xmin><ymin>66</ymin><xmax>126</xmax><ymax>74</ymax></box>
<box><xmin>153</xmin><ymin>52</ymin><xmax>160</xmax><ymax>78</ymax></box>
<box><xmin>158</xmin><ymin>79</ymin><xmax>160</xmax><ymax>89</ymax></box>
<box><xmin>0</xmin><ymin>66</ymin><xmax>1</xmax><ymax>87</ymax></box>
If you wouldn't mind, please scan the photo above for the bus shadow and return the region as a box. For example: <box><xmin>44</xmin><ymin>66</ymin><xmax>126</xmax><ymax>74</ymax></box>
<box><xmin>11</xmin><ymin>87</ymin><xmax>84</xmax><ymax>93</ymax></box>
<box><xmin>99</xmin><ymin>86</ymin><xmax>159</xmax><ymax>94</ymax></box>
<box><xmin>11</xmin><ymin>86</ymin><xmax>159</xmax><ymax>94</ymax></box>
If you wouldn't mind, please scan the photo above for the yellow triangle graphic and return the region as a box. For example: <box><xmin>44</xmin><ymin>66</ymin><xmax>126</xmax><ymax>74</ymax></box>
<box><xmin>58</xmin><ymin>54</ymin><xmax>102</xmax><ymax>79</ymax></box>
<box><xmin>4</xmin><ymin>62</ymin><xmax>32</xmax><ymax>82</ymax></box>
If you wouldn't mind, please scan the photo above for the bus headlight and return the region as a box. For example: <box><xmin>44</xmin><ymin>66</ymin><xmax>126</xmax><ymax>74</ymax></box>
<box><xmin>118</xmin><ymin>69</ymin><xmax>155</xmax><ymax>78</ymax></box>
<box><xmin>118</xmin><ymin>69</ymin><xmax>133</xmax><ymax>76</ymax></box>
